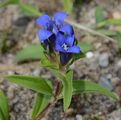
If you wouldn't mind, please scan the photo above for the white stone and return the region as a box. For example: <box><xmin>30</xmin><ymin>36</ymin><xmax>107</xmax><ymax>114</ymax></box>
<box><xmin>107</xmin><ymin>108</ymin><xmax>121</xmax><ymax>120</ymax></box>
<box><xmin>76</xmin><ymin>114</ymin><xmax>83</xmax><ymax>120</ymax></box>
<box><xmin>86</xmin><ymin>51</ymin><xmax>94</xmax><ymax>58</ymax></box>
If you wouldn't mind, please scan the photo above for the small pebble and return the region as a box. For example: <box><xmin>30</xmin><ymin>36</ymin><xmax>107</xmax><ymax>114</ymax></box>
<box><xmin>65</xmin><ymin>108</ymin><xmax>74</xmax><ymax>116</ymax></box>
<box><xmin>107</xmin><ymin>74</ymin><xmax>112</xmax><ymax>79</ymax></box>
<box><xmin>76</xmin><ymin>114</ymin><xmax>83</xmax><ymax>120</ymax></box>
<box><xmin>86</xmin><ymin>51</ymin><xmax>94</xmax><ymax>59</ymax></box>
<box><xmin>98</xmin><ymin>53</ymin><xmax>109</xmax><ymax>68</ymax></box>
<box><xmin>116</xmin><ymin>60</ymin><xmax>121</xmax><ymax>68</ymax></box>
<box><xmin>115</xmin><ymin>81</ymin><xmax>121</xmax><ymax>99</ymax></box>
<box><xmin>32</xmin><ymin>68</ymin><xmax>41</xmax><ymax>76</ymax></box>
<box><xmin>107</xmin><ymin>108</ymin><xmax>121</xmax><ymax>120</ymax></box>
<box><xmin>70</xmin><ymin>63</ymin><xmax>75</xmax><ymax>69</ymax></box>
<box><xmin>110</xmin><ymin>77</ymin><xmax>120</xmax><ymax>86</ymax></box>
<box><xmin>99</xmin><ymin>77</ymin><xmax>113</xmax><ymax>91</ymax></box>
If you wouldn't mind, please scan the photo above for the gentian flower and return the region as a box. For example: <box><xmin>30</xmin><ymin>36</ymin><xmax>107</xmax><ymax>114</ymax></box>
<box><xmin>36</xmin><ymin>12</ymin><xmax>81</xmax><ymax>65</ymax></box>
<box><xmin>36</xmin><ymin>12</ymin><xmax>68</xmax><ymax>50</ymax></box>
<box><xmin>55</xmin><ymin>33</ymin><xmax>80</xmax><ymax>65</ymax></box>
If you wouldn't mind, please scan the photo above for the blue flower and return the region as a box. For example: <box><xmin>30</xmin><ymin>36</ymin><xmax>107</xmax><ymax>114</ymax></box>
<box><xmin>55</xmin><ymin>33</ymin><xmax>80</xmax><ymax>64</ymax></box>
<box><xmin>36</xmin><ymin>12</ymin><xmax>68</xmax><ymax>43</ymax></box>
<box><xmin>60</xmin><ymin>24</ymin><xmax>74</xmax><ymax>36</ymax></box>
<box><xmin>36</xmin><ymin>12</ymin><xmax>81</xmax><ymax>65</ymax></box>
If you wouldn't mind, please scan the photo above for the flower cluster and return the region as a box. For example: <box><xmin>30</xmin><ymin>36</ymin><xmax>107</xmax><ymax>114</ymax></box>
<box><xmin>36</xmin><ymin>12</ymin><xmax>80</xmax><ymax>65</ymax></box>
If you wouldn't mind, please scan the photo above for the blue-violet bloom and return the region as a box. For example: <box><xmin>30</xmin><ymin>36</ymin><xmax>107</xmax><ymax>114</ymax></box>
<box><xmin>36</xmin><ymin>12</ymin><xmax>69</xmax><ymax>49</ymax></box>
<box><xmin>55</xmin><ymin>33</ymin><xmax>80</xmax><ymax>64</ymax></box>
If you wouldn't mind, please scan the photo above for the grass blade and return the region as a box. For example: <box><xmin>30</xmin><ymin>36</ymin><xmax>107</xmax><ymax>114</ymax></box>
<box><xmin>30</xmin><ymin>93</ymin><xmax>50</xmax><ymax>120</ymax></box>
<box><xmin>0</xmin><ymin>90</ymin><xmax>9</xmax><ymax>120</ymax></box>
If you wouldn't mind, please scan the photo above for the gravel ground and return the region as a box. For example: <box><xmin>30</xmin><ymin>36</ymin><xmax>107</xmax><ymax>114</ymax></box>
<box><xmin>0</xmin><ymin>0</ymin><xmax>121</xmax><ymax>120</ymax></box>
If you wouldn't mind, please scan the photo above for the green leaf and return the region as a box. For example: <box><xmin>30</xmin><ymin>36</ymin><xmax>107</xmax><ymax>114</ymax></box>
<box><xmin>0</xmin><ymin>1</ymin><xmax>10</xmax><ymax>8</ymax></box>
<box><xmin>63</xmin><ymin>70</ymin><xmax>73</xmax><ymax>111</ymax></box>
<box><xmin>40</xmin><ymin>55</ymin><xmax>58</xmax><ymax>69</ymax></box>
<box><xmin>0</xmin><ymin>0</ymin><xmax>19</xmax><ymax>8</ymax></box>
<box><xmin>15</xmin><ymin>44</ymin><xmax>44</xmax><ymax>62</ymax></box>
<box><xmin>73</xmin><ymin>51</ymin><xmax>85</xmax><ymax>61</ymax></box>
<box><xmin>116</xmin><ymin>32</ymin><xmax>121</xmax><ymax>50</ymax></box>
<box><xmin>73</xmin><ymin>80</ymin><xmax>118</xmax><ymax>100</ymax></box>
<box><xmin>78</xmin><ymin>42</ymin><xmax>92</xmax><ymax>53</ymax></box>
<box><xmin>9</xmin><ymin>0</ymin><xmax>19</xmax><ymax>4</ymax></box>
<box><xmin>97</xmin><ymin>29</ymin><xmax>116</xmax><ymax>36</ymax></box>
<box><xmin>96</xmin><ymin>20</ymin><xmax>107</xmax><ymax>28</ymax></box>
<box><xmin>0</xmin><ymin>90</ymin><xmax>9</xmax><ymax>120</ymax></box>
<box><xmin>108</xmin><ymin>19</ymin><xmax>121</xmax><ymax>25</ymax></box>
<box><xmin>0</xmin><ymin>108</ymin><xmax>5</xmax><ymax>120</ymax></box>
<box><xmin>95</xmin><ymin>6</ymin><xmax>104</xmax><ymax>24</ymax></box>
<box><xmin>62</xmin><ymin>0</ymin><xmax>73</xmax><ymax>13</ymax></box>
<box><xmin>19</xmin><ymin>4</ymin><xmax>41</xmax><ymax>17</ymax></box>
<box><xmin>15</xmin><ymin>44</ymin><xmax>57</xmax><ymax>68</ymax></box>
<box><xmin>5</xmin><ymin>75</ymin><xmax>53</xmax><ymax>96</ymax></box>
<box><xmin>97</xmin><ymin>19</ymin><xmax>121</xmax><ymax>28</ymax></box>
<box><xmin>30</xmin><ymin>93</ymin><xmax>50</xmax><ymax>120</ymax></box>
<box><xmin>50</xmin><ymin>69</ymin><xmax>73</xmax><ymax>111</ymax></box>
<box><xmin>49</xmin><ymin>69</ymin><xmax>65</xmax><ymax>82</ymax></box>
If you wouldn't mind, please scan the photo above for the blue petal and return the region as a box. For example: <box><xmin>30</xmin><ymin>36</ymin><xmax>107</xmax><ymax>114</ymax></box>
<box><xmin>60</xmin><ymin>53</ymin><xmax>71</xmax><ymax>65</ymax></box>
<box><xmin>38</xmin><ymin>29</ymin><xmax>53</xmax><ymax>42</ymax></box>
<box><xmin>65</xmin><ymin>35</ymin><xmax>74</xmax><ymax>47</ymax></box>
<box><xmin>55</xmin><ymin>44</ymin><xmax>65</xmax><ymax>52</ymax></box>
<box><xmin>54</xmin><ymin>12</ymin><xmax>67</xmax><ymax>25</ymax></box>
<box><xmin>36</xmin><ymin>15</ymin><xmax>53</xmax><ymax>29</ymax></box>
<box><xmin>60</xmin><ymin>24</ymin><xmax>74</xmax><ymax>35</ymax></box>
<box><xmin>67</xmin><ymin>46</ymin><xmax>80</xmax><ymax>53</ymax></box>
<box><xmin>53</xmin><ymin>24</ymin><xmax>58</xmax><ymax>35</ymax></box>
<box><xmin>56</xmin><ymin>33</ymin><xmax>66</xmax><ymax>46</ymax></box>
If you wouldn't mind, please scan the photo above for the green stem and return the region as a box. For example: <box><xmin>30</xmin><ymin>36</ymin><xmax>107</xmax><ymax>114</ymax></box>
<box><xmin>34</xmin><ymin>80</ymin><xmax>61</xmax><ymax>120</ymax></box>
<box><xmin>54</xmin><ymin>81</ymin><xmax>61</xmax><ymax>99</ymax></box>
<box><xmin>34</xmin><ymin>102</ymin><xmax>52</xmax><ymax>120</ymax></box>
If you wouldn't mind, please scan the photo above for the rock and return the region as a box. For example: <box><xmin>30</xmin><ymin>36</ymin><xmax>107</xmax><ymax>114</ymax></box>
<box><xmin>110</xmin><ymin>77</ymin><xmax>120</xmax><ymax>86</ymax></box>
<box><xmin>116</xmin><ymin>60</ymin><xmax>121</xmax><ymax>68</ymax></box>
<box><xmin>117</xmin><ymin>69</ymin><xmax>121</xmax><ymax>78</ymax></box>
<box><xmin>98</xmin><ymin>53</ymin><xmax>109</xmax><ymax>68</ymax></box>
<box><xmin>32</xmin><ymin>68</ymin><xmax>41</xmax><ymax>76</ymax></box>
<box><xmin>113</xmin><ymin>11</ymin><xmax>121</xmax><ymax>19</ymax></box>
<box><xmin>94</xmin><ymin>42</ymin><xmax>102</xmax><ymax>49</ymax></box>
<box><xmin>107</xmin><ymin>74</ymin><xmax>112</xmax><ymax>80</ymax></box>
<box><xmin>41</xmin><ymin>118</ymin><xmax>47</xmax><ymax>120</ymax></box>
<box><xmin>76</xmin><ymin>114</ymin><xmax>83</xmax><ymax>120</ymax></box>
<box><xmin>7</xmin><ymin>86</ymin><xmax>14</xmax><ymax>100</ymax></box>
<box><xmin>86</xmin><ymin>52</ymin><xmax>94</xmax><ymax>59</ymax></box>
<box><xmin>115</xmin><ymin>80</ymin><xmax>121</xmax><ymax>99</ymax></box>
<box><xmin>65</xmin><ymin>108</ymin><xmax>75</xmax><ymax>116</ymax></box>
<box><xmin>70</xmin><ymin>63</ymin><xmax>75</xmax><ymax>70</ymax></box>
<box><xmin>107</xmin><ymin>108</ymin><xmax>121</xmax><ymax>120</ymax></box>
<box><xmin>99</xmin><ymin>77</ymin><xmax>113</xmax><ymax>91</ymax></box>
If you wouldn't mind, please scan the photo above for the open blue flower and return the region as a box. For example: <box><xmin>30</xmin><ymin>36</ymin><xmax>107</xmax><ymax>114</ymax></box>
<box><xmin>36</xmin><ymin>12</ymin><xmax>81</xmax><ymax>65</ymax></box>
<box><xmin>36</xmin><ymin>12</ymin><xmax>69</xmax><ymax>52</ymax></box>
<box><xmin>55</xmin><ymin>33</ymin><xmax>80</xmax><ymax>64</ymax></box>
<box><xmin>36</xmin><ymin>12</ymin><xmax>68</xmax><ymax>42</ymax></box>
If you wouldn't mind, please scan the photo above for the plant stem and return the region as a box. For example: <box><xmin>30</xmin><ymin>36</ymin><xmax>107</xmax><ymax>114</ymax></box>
<box><xmin>65</xmin><ymin>19</ymin><xmax>115</xmax><ymax>42</ymax></box>
<box><xmin>34</xmin><ymin>80</ymin><xmax>61</xmax><ymax>120</ymax></box>
<box><xmin>54</xmin><ymin>81</ymin><xmax>61</xmax><ymax>99</ymax></box>
<box><xmin>34</xmin><ymin>102</ymin><xmax>52</xmax><ymax>120</ymax></box>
